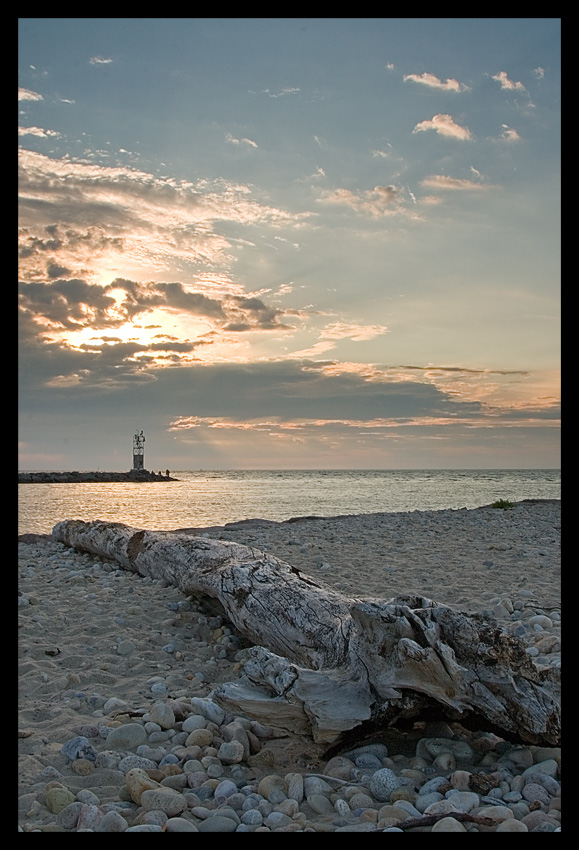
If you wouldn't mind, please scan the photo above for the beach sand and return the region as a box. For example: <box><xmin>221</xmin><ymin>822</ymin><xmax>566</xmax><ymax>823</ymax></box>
<box><xmin>18</xmin><ymin>501</ymin><xmax>561</xmax><ymax>832</ymax></box>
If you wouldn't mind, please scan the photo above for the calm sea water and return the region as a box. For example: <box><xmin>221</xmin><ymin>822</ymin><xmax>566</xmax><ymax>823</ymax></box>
<box><xmin>18</xmin><ymin>469</ymin><xmax>560</xmax><ymax>536</ymax></box>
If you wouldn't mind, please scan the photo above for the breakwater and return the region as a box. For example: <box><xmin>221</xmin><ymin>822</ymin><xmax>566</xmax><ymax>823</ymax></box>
<box><xmin>18</xmin><ymin>470</ymin><xmax>179</xmax><ymax>483</ymax></box>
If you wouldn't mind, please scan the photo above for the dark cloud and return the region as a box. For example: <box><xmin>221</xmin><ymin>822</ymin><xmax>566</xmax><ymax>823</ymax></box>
<box><xmin>18</xmin><ymin>279</ymin><xmax>117</xmax><ymax>329</ymax></box>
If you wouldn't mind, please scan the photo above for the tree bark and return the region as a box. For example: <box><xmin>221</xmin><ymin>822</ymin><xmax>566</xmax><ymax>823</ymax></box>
<box><xmin>51</xmin><ymin>520</ymin><xmax>561</xmax><ymax>748</ymax></box>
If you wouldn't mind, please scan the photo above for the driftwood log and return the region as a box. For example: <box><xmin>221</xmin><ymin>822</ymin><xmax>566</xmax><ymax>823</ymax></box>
<box><xmin>52</xmin><ymin>520</ymin><xmax>561</xmax><ymax>748</ymax></box>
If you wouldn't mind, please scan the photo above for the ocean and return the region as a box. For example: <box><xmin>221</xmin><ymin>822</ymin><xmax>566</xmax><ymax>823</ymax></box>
<box><xmin>18</xmin><ymin>469</ymin><xmax>560</xmax><ymax>537</ymax></box>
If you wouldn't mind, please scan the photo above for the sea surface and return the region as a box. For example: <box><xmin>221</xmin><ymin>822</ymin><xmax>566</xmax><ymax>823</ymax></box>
<box><xmin>18</xmin><ymin>469</ymin><xmax>560</xmax><ymax>536</ymax></box>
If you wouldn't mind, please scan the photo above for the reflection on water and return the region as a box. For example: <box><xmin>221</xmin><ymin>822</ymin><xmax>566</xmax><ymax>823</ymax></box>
<box><xmin>18</xmin><ymin>469</ymin><xmax>560</xmax><ymax>536</ymax></box>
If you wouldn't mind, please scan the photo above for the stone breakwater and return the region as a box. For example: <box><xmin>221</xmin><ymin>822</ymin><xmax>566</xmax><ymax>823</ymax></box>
<box><xmin>18</xmin><ymin>471</ymin><xmax>179</xmax><ymax>483</ymax></box>
<box><xmin>18</xmin><ymin>502</ymin><xmax>560</xmax><ymax>832</ymax></box>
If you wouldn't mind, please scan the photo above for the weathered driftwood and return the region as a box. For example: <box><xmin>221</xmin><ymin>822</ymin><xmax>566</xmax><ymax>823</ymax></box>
<box><xmin>52</xmin><ymin>520</ymin><xmax>561</xmax><ymax>748</ymax></box>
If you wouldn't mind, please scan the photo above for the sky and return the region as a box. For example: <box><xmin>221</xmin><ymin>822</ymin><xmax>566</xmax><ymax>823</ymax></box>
<box><xmin>18</xmin><ymin>18</ymin><xmax>561</xmax><ymax>471</ymax></box>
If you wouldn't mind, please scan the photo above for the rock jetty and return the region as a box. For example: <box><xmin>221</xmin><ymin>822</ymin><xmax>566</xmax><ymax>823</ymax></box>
<box><xmin>18</xmin><ymin>470</ymin><xmax>179</xmax><ymax>483</ymax></box>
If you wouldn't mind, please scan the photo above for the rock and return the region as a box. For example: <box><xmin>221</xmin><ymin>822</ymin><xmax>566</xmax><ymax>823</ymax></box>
<box><xmin>105</xmin><ymin>723</ymin><xmax>147</xmax><ymax>751</ymax></box>
<box><xmin>140</xmin><ymin>789</ymin><xmax>188</xmax><ymax>817</ymax></box>
<box><xmin>495</xmin><ymin>819</ymin><xmax>529</xmax><ymax>832</ymax></box>
<box><xmin>125</xmin><ymin>767</ymin><xmax>163</xmax><ymax>804</ymax></box>
<box><xmin>148</xmin><ymin>702</ymin><xmax>175</xmax><ymax>730</ymax></box>
<box><xmin>164</xmin><ymin>817</ymin><xmax>200</xmax><ymax>832</ymax></box>
<box><xmin>95</xmin><ymin>810</ymin><xmax>129</xmax><ymax>832</ymax></box>
<box><xmin>217</xmin><ymin>740</ymin><xmax>245</xmax><ymax>764</ymax></box>
<box><xmin>46</xmin><ymin>786</ymin><xmax>76</xmax><ymax>814</ymax></box>
<box><xmin>370</xmin><ymin>768</ymin><xmax>400</xmax><ymax>802</ymax></box>
<box><xmin>415</xmin><ymin>738</ymin><xmax>474</xmax><ymax>764</ymax></box>
<box><xmin>61</xmin><ymin>735</ymin><xmax>98</xmax><ymax>762</ymax></box>
<box><xmin>197</xmin><ymin>815</ymin><xmax>239</xmax><ymax>832</ymax></box>
<box><xmin>431</xmin><ymin>816</ymin><xmax>468</xmax><ymax>832</ymax></box>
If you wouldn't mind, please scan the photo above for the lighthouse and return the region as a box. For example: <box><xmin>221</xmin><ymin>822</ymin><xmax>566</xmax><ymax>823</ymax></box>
<box><xmin>132</xmin><ymin>430</ymin><xmax>145</xmax><ymax>470</ymax></box>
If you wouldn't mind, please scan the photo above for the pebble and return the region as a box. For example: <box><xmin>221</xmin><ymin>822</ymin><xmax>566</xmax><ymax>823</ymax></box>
<box><xmin>18</xmin><ymin>512</ymin><xmax>561</xmax><ymax>833</ymax></box>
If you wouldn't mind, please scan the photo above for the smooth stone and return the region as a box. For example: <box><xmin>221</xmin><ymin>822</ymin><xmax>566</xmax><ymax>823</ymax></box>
<box><xmin>55</xmin><ymin>802</ymin><xmax>83</xmax><ymax>829</ymax></box>
<box><xmin>449</xmin><ymin>770</ymin><xmax>472</xmax><ymax>791</ymax></box>
<box><xmin>264</xmin><ymin>811</ymin><xmax>294</xmax><ymax>829</ymax></box>
<box><xmin>140</xmin><ymin>789</ymin><xmax>187</xmax><ymax>817</ymax></box>
<box><xmin>418</xmin><ymin>775</ymin><xmax>452</xmax><ymax>795</ymax></box>
<box><xmin>495</xmin><ymin>819</ymin><xmax>529</xmax><ymax>832</ymax></box>
<box><xmin>213</xmin><ymin>779</ymin><xmax>239</xmax><ymax>802</ymax></box>
<box><xmin>148</xmin><ymin>702</ymin><xmax>175</xmax><ymax>730</ymax></box>
<box><xmin>71</xmin><ymin>758</ymin><xmax>95</xmax><ymax>776</ymax></box>
<box><xmin>189</xmin><ymin>697</ymin><xmax>226</xmax><ymax>726</ymax></box>
<box><xmin>370</xmin><ymin>768</ymin><xmax>400</xmax><ymax>802</ymax></box>
<box><xmin>443</xmin><ymin>791</ymin><xmax>480</xmax><ymax>812</ymax></box>
<box><xmin>529</xmin><ymin>773</ymin><xmax>560</xmax><ymax>796</ymax></box>
<box><xmin>528</xmin><ymin>615</ymin><xmax>553</xmax><ymax>628</ymax></box>
<box><xmin>285</xmin><ymin>772</ymin><xmax>304</xmax><ymax>803</ymax></box>
<box><xmin>61</xmin><ymin>735</ymin><xmax>98</xmax><ymax>762</ymax></box>
<box><xmin>431</xmin><ymin>816</ymin><xmax>468</xmax><ymax>832</ymax></box>
<box><xmin>217</xmin><ymin>740</ymin><xmax>245</xmax><ymax>764</ymax></box>
<box><xmin>522</xmin><ymin>759</ymin><xmax>559</xmax><ymax>779</ymax></box>
<box><xmin>185</xmin><ymin>728</ymin><xmax>214</xmax><ymax>748</ymax></box>
<box><xmin>335</xmin><ymin>822</ymin><xmax>378</xmax><ymax>831</ymax></box>
<box><xmin>520</xmin><ymin>811</ymin><xmax>561</xmax><ymax>831</ymax></box>
<box><xmin>355</xmin><ymin>753</ymin><xmax>383</xmax><ymax>770</ymax></box>
<box><xmin>196</xmin><ymin>815</ymin><xmax>239</xmax><ymax>832</ymax></box>
<box><xmin>103</xmin><ymin>697</ymin><xmax>130</xmax><ymax>714</ymax></box>
<box><xmin>164</xmin><ymin>817</ymin><xmax>200</xmax><ymax>832</ymax></box>
<box><xmin>415</xmin><ymin>792</ymin><xmax>444</xmax><ymax>813</ymax></box>
<box><xmin>305</xmin><ymin>793</ymin><xmax>335</xmax><ymax>816</ymax></box>
<box><xmin>424</xmin><ymin>800</ymin><xmax>464</xmax><ymax>817</ymax></box>
<box><xmin>105</xmin><ymin>723</ymin><xmax>147</xmax><ymax>751</ymax></box>
<box><xmin>46</xmin><ymin>787</ymin><xmax>76</xmax><ymax>814</ymax></box>
<box><xmin>116</xmin><ymin>640</ymin><xmax>137</xmax><ymax>655</ymax></box>
<box><xmin>125</xmin><ymin>768</ymin><xmax>163</xmax><ymax>804</ymax></box>
<box><xmin>507</xmin><ymin>747</ymin><xmax>534</xmax><ymax>769</ymax></box>
<box><xmin>348</xmin><ymin>792</ymin><xmax>375</xmax><ymax>810</ymax></box>
<box><xmin>241</xmin><ymin>809</ymin><xmax>264</xmax><ymax>826</ymax></box>
<box><xmin>125</xmin><ymin>825</ymin><xmax>164</xmax><ymax>831</ymax></box>
<box><xmin>258</xmin><ymin>774</ymin><xmax>287</xmax><ymax>800</ymax></box>
<box><xmin>323</xmin><ymin>756</ymin><xmax>355</xmax><ymax>780</ymax></box>
<box><xmin>416</xmin><ymin>738</ymin><xmax>474</xmax><ymax>764</ymax></box>
<box><xmin>433</xmin><ymin>752</ymin><xmax>456</xmax><ymax>772</ymax></box>
<box><xmin>522</xmin><ymin>782</ymin><xmax>551</xmax><ymax>805</ymax></box>
<box><xmin>95</xmin><ymin>810</ymin><xmax>129</xmax><ymax>832</ymax></box>
<box><xmin>393</xmin><ymin>800</ymin><xmax>422</xmax><ymax>818</ymax></box>
<box><xmin>474</xmin><ymin>805</ymin><xmax>515</xmax><ymax>830</ymax></box>
<box><xmin>304</xmin><ymin>776</ymin><xmax>333</xmax><ymax>795</ymax></box>
<box><xmin>77</xmin><ymin>803</ymin><xmax>104</xmax><ymax>830</ymax></box>
<box><xmin>181</xmin><ymin>714</ymin><xmax>207</xmax><ymax>733</ymax></box>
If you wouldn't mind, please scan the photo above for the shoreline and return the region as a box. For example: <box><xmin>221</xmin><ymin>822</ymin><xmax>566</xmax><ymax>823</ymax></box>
<box><xmin>18</xmin><ymin>501</ymin><xmax>561</xmax><ymax>832</ymax></box>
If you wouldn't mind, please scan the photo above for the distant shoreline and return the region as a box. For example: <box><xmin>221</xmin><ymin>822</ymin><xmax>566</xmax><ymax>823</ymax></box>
<box><xmin>18</xmin><ymin>470</ymin><xmax>179</xmax><ymax>483</ymax></box>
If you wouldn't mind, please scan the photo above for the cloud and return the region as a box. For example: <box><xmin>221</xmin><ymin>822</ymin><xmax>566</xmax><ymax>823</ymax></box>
<box><xmin>420</xmin><ymin>175</ymin><xmax>492</xmax><ymax>191</ymax></box>
<box><xmin>319</xmin><ymin>321</ymin><xmax>388</xmax><ymax>341</ymax></box>
<box><xmin>89</xmin><ymin>56</ymin><xmax>114</xmax><ymax>65</ymax></box>
<box><xmin>492</xmin><ymin>71</ymin><xmax>526</xmax><ymax>92</ymax></box>
<box><xmin>403</xmin><ymin>73</ymin><xmax>470</xmax><ymax>92</ymax></box>
<box><xmin>19</xmin><ymin>87</ymin><xmax>43</xmax><ymax>101</ymax></box>
<box><xmin>18</xmin><ymin>150</ymin><xmax>301</xmax><ymax>282</ymax></box>
<box><xmin>412</xmin><ymin>114</ymin><xmax>472</xmax><ymax>140</ymax></box>
<box><xmin>18</xmin><ymin>126</ymin><xmax>61</xmax><ymax>138</ymax></box>
<box><xmin>499</xmin><ymin>124</ymin><xmax>520</xmax><ymax>142</ymax></box>
<box><xmin>318</xmin><ymin>184</ymin><xmax>408</xmax><ymax>217</ymax></box>
<box><xmin>225</xmin><ymin>133</ymin><xmax>258</xmax><ymax>148</ymax></box>
<box><xmin>262</xmin><ymin>87</ymin><xmax>300</xmax><ymax>97</ymax></box>
<box><xmin>533</xmin><ymin>67</ymin><xmax>545</xmax><ymax>80</ymax></box>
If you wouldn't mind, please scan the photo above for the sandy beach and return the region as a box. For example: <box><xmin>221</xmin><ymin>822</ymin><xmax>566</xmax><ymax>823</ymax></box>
<box><xmin>18</xmin><ymin>501</ymin><xmax>561</xmax><ymax>832</ymax></box>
